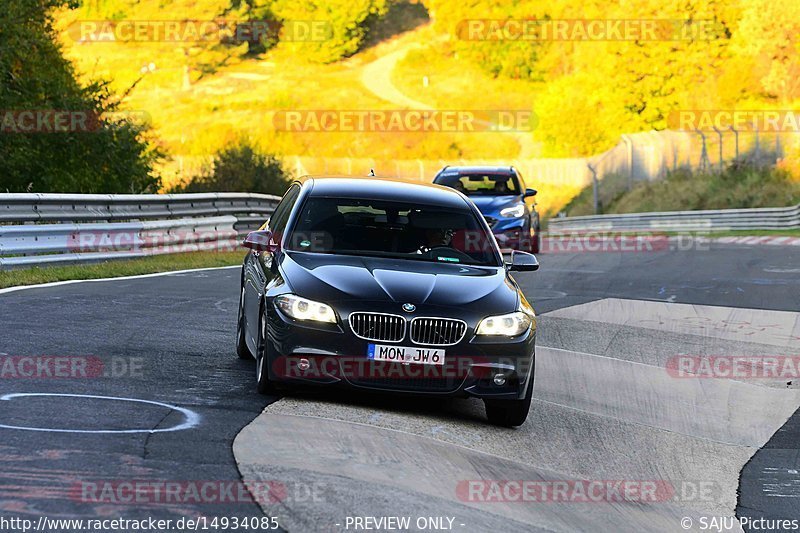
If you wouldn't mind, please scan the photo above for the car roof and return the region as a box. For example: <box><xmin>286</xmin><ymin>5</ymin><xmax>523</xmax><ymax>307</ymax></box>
<box><xmin>304</xmin><ymin>177</ymin><xmax>471</xmax><ymax>209</ymax></box>
<box><xmin>438</xmin><ymin>165</ymin><xmax>516</xmax><ymax>176</ymax></box>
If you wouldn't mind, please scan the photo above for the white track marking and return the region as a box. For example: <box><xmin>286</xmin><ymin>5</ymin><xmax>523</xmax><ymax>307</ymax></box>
<box><xmin>0</xmin><ymin>393</ymin><xmax>200</xmax><ymax>434</ymax></box>
<box><xmin>0</xmin><ymin>265</ymin><xmax>239</xmax><ymax>296</ymax></box>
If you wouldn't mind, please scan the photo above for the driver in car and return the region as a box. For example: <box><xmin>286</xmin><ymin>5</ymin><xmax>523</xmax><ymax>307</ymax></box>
<box><xmin>416</xmin><ymin>227</ymin><xmax>455</xmax><ymax>253</ymax></box>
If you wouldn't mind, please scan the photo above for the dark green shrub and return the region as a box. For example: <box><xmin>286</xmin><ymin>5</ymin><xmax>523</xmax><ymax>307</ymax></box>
<box><xmin>171</xmin><ymin>140</ymin><xmax>291</xmax><ymax>195</ymax></box>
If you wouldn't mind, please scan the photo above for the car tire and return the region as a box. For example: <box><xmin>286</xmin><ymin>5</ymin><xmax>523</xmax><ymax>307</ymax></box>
<box><xmin>484</xmin><ymin>375</ymin><xmax>534</xmax><ymax>427</ymax></box>
<box><xmin>530</xmin><ymin>226</ymin><xmax>541</xmax><ymax>254</ymax></box>
<box><xmin>256</xmin><ymin>305</ymin><xmax>278</xmax><ymax>395</ymax></box>
<box><xmin>236</xmin><ymin>287</ymin><xmax>252</xmax><ymax>359</ymax></box>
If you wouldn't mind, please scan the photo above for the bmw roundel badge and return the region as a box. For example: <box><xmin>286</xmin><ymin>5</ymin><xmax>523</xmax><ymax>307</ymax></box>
<box><xmin>402</xmin><ymin>303</ymin><xmax>416</xmax><ymax>313</ymax></box>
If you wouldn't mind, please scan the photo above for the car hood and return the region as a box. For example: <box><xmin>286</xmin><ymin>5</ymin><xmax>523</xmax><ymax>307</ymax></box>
<box><xmin>281</xmin><ymin>252</ymin><xmax>519</xmax><ymax>311</ymax></box>
<box><xmin>468</xmin><ymin>195</ymin><xmax>520</xmax><ymax>215</ymax></box>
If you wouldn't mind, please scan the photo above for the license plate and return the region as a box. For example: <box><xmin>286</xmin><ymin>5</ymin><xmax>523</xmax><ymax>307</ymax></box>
<box><xmin>367</xmin><ymin>344</ymin><xmax>445</xmax><ymax>366</ymax></box>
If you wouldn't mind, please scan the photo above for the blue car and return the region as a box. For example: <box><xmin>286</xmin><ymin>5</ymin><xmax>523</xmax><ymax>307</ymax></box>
<box><xmin>434</xmin><ymin>166</ymin><xmax>540</xmax><ymax>253</ymax></box>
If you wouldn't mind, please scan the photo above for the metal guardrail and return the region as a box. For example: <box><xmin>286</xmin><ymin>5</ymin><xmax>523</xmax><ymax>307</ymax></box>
<box><xmin>547</xmin><ymin>204</ymin><xmax>800</xmax><ymax>233</ymax></box>
<box><xmin>3</xmin><ymin>192</ymin><xmax>795</xmax><ymax>269</ymax></box>
<box><xmin>0</xmin><ymin>193</ymin><xmax>280</xmax><ymax>269</ymax></box>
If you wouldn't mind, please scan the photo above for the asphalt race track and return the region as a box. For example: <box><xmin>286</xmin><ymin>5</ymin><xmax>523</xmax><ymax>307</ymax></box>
<box><xmin>1</xmin><ymin>242</ymin><xmax>799</xmax><ymax>532</ymax></box>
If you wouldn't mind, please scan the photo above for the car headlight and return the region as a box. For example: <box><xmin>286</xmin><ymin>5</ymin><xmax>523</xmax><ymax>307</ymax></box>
<box><xmin>500</xmin><ymin>204</ymin><xmax>526</xmax><ymax>218</ymax></box>
<box><xmin>274</xmin><ymin>294</ymin><xmax>337</xmax><ymax>323</ymax></box>
<box><xmin>475</xmin><ymin>311</ymin><xmax>532</xmax><ymax>336</ymax></box>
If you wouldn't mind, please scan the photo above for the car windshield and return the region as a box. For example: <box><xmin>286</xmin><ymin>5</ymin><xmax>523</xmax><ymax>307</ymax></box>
<box><xmin>435</xmin><ymin>173</ymin><xmax>520</xmax><ymax>196</ymax></box>
<box><xmin>286</xmin><ymin>197</ymin><xmax>500</xmax><ymax>266</ymax></box>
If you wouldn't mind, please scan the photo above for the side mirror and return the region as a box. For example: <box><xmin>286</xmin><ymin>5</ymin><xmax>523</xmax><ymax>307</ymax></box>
<box><xmin>524</xmin><ymin>188</ymin><xmax>538</xmax><ymax>198</ymax></box>
<box><xmin>506</xmin><ymin>250</ymin><xmax>539</xmax><ymax>272</ymax></box>
<box><xmin>242</xmin><ymin>230</ymin><xmax>278</xmax><ymax>253</ymax></box>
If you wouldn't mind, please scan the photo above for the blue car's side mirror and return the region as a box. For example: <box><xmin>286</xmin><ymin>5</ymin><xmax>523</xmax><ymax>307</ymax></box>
<box><xmin>524</xmin><ymin>188</ymin><xmax>538</xmax><ymax>198</ymax></box>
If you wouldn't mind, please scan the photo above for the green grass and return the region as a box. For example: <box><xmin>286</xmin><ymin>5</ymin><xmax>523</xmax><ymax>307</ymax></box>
<box><xmin>0</xmin><ymin>251</ymin><xmax>245</xmax><ymax>289</ymax></box>
<box><xmin>562</xmin><ymin>166</ymin><xmax>800</xmax><ymax>217</ymax></box>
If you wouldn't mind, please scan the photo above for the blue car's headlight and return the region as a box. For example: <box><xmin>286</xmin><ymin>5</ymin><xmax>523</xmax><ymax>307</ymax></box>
<box><xmin>275</xmin><ymin>294</ymin><xmax>337</xmax><ymax>323</ymax></box>
<box><xmin>500</xmin><ymin>204</ymin><xmax>526</xmax><ymax>218</ymax></box>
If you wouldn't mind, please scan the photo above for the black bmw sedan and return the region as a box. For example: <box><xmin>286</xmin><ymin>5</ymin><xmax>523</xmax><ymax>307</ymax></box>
<box><xmin>235</xmin><ymin>177</ymin><xmax>539</xmax><ymax>426</ymax></box>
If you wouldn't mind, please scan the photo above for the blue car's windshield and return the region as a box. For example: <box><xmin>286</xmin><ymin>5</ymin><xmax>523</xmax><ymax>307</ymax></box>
<box><xmin>286</xmin><ymin>197</ymin><xmax>501</xmax><ymax>266</ymax></box>
<box><xmin>435</xmin><ymin>173</ymin><xmax>520</xmax><ymax>196</ymax></box>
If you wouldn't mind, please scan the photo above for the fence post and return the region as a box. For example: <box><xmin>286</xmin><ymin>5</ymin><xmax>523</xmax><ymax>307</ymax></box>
<box><xmin>729</xmin><ymin>127</ymin><xmax>739</xmax><ymax>163</ymax></box>
<box><xmin>696</xmin><ymin>130</ymin><xmax>709</xmax><ymax>172</ymax></box>
<box><xmin>588</xmin><ymin>163</ymin><xmax>600</xmax><ymax>214</ymax></box>
<box><xmin>713</xmin><ymin>126</ymin><xmax>723</xmax><ymax>173</ymax></box>
<box><xmin>754</xmin><ymin>128</ymin><xmax>761</xmax><ymax>166</ymax></box>
<box><xmin>649</xmin><ymin>130</ymin><xmax>669</xmax><ymax>179</ymax></box>
<box><xmin>621</xmin><ymin>134</ymin><xmax>634</xmax><ymax>189</ymax></box>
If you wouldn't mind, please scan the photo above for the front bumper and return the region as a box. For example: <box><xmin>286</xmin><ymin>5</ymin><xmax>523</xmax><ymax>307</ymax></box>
<box><xmin>491</xmin><ymin>218</ymin><xmax>533</xmax><ymax>251</ymax></box>
<box><xmin>264</xmin><ymin>302</ymin><xmax>535</xmax><ymax>400</ymax></box>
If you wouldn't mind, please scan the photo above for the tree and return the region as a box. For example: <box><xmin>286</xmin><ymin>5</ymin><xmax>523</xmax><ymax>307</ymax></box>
<box><xmin>424</xmin><ymin>0</ymin><xmax>549</xmax><ymax>80</ymax></box>
<box><xmin>270</xmin><ymin>0</ymin><xmax>390</xmax><ymax>63</ymax></box>
<box><xmin>0</xmin><ymin>0</ymin><xmax>161</xmax><ymax>193</ymax></box>
<box><xmin>732</xmin><ymin>0</ymin><xmax>800</xmax><ymax>103</ymax></box>
<box><xmin>171</xmin><ymin>140</ymin><xmax>291</xmax><ymax>195</ymax></box>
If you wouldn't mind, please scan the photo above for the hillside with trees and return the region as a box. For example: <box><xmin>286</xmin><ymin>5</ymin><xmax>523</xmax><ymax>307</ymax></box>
<box><xmin>417</xmin><ymin>0</ymin><xmax>800</xmax><ymax>158</ymax></box>
<box><xmin>5</xmin><ymin>0</ymin><xmax>799</xmax><ymax>208</ymax></box>
<box><xmin>0</xmin><ymin>0</ymin><xmax>160</xmax><ymax>193</ymax></box>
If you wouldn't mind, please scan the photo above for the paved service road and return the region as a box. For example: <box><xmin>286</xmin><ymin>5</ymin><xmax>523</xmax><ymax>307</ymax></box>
<box><xmin>0</xmin><ymin>242</ymin><xmax>798</xmax><ymax>532</ymax></box>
